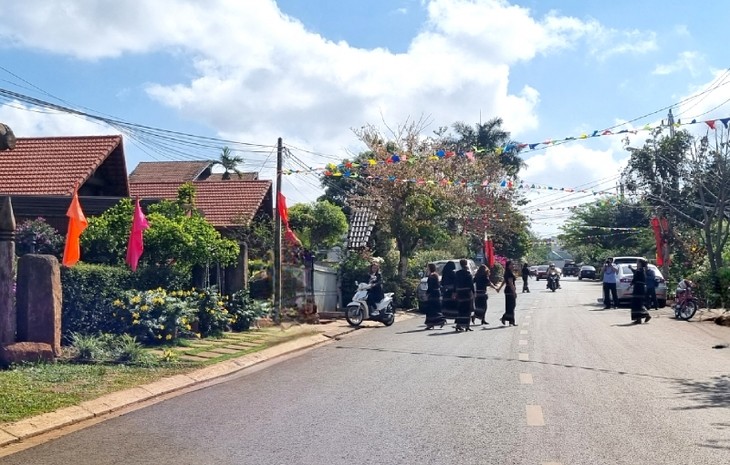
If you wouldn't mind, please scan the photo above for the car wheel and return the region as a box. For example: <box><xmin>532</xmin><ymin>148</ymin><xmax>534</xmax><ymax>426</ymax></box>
<box><xmin>578</xmin><ymin>276</ymin><xmax>582</xmax><ymax>280</ymax></box>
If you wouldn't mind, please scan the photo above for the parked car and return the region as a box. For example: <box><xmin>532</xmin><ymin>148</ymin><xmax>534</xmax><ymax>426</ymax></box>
<box><xmin>535</xmin><ymin>265</ymin><xmax>549</xmax><ymax>280</ymax></box>
<box><xmin>610</xmin><ymin>256</ymin><xmax>648</xmax><ymax>265</ymax></box>
<box><xmin>416</xmin><ymin>259</ymin><xmax>478</xmax><ymax>310</ymax></box>
<box><xmin>578</xmin><ymin>265</ymin><xmax>597</xmax><ymax>280</ymax></box>
<box><xmin>562</xmin><ymin>262</ymin><xmax>580</xmax><ymax>277</ymax></box>
<box><xmin>615</xmin><ymin>264</ymin><xmax>667</xmax><ymax>307</ymax></box>
<box><xmin>528</xmin><ymin>265</ymin><xmax>538</xmax><ymax>276</ymax></box>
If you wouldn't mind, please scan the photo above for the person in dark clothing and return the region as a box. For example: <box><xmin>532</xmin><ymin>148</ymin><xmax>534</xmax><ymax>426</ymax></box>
<box><xmin>473</xmin><ymin>264</ymin><xmax>499</xmax><ymax>325</ymax></box>
<box><xmin>645</xmin><ymin>266</ymin><xmax>659</xmax><ymax>310</ymax></box>
<box><xmin>521</xmin><ymin>263</ymin><xmax>530</xmax><ymax>293</ymax></box>
<box><xmin>440</xmin><ymin>261</ymin><xmax>457</xmax><ymax>318</ymax></box>
<box><xmin>629</xmin><ymin>259</ymin><xmax>651</xmax><ymax>324</ymax></box>
<box><xmin>497</xmin><ymin>261</ymin><xmax>517</xmax><ymax>326</ymax></box>
<box><xmin>424</xmin><ymin>263</ymin><xmax>447</xmax><ymax>330</ymax></box>
<box><xmin>454</xmin><ymin>259</ymin><xmax>474</xmax><ymax>332</ymax></box>
<box><xmin>365</xmin><ymin>263</ymin><xmax>384</xmax><ymax>315</ymax></box>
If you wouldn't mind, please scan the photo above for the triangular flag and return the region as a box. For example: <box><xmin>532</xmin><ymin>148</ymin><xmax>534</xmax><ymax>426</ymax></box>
<box><xmin>62</xmin><ymin>191</ymin><xmax>88</xmax><ymax>267</ymax></box>
<box><xmin>277</xmin><ymin>193</ymin><xmax>301</xmax><ymax>246</ymax></box>
<box><xmin>706</xmin><ymin>120</ymin><xmax>716</xmax><ymax>130</ymax></box>
<box><xmin>126</xmin><ymin>198</ymin><xmax>150</xmax><ymax>272</ymax></box>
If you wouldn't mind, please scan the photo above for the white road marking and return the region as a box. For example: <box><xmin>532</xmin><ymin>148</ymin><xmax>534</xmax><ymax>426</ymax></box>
<box><xmin>520</xmin><ymin>330</ymin><xmax>528</xmax><ymax>335</ymax></box>
<box><xmin>519</xmin><ymin>339</ymin><xmax>528</xmax><ymax>345</ymax></box>
<box><xmin>519</xmin><ymin>373</ymin><xmax>533</xmax><ymax>384</ymax></box>
<box><xmin>519</xmin><ymin>352</ymin><xmax>529</xmax><ymax>361</ymax></box>
<box><xmin>526</xmin><ymin>405</ymin><xmax>545</xmax><ymax>426</ymax></box>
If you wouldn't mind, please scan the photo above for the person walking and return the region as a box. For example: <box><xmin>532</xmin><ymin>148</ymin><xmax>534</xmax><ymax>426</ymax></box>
<box><xmin>497</xmin><ymin>260</ymin><xmax>517</xmax><ymax>326</ymax></box>
<box><xmin>424</xmin><ymin>263</ymin><xmax>447</xmax><ymax>330</ymax></box>
<box><xmin>521</xmin><ymin>262</ymin><xmax>530</xmax><ymax>293</ymax></box>
<box><xmin>629</xmin><ymin>258</ymin><xmax>652</xmax><ymax>324</ymax></box>
<box><xmin>645</xmin><ymin>266</ymin><xmax>659</xmax><ymax>310</ymax></box>
<box><xmin>440</xmin><ymin>261</ymin><xmax>457</xmax><ymax>318</ymax></box>
<box><xmin>454</xmin><ymin>259</ymin><xmax>475</xmax><ymax>332</ymax></box>
<box><xmin>472</xmin><ymin>264</ymin><xmax>499</xmax><ymax>325</ymax></box>
<box><xmin>602</xmin><ymin>257</ymin><xmax>619</xmax><ymax>309</ymax></box>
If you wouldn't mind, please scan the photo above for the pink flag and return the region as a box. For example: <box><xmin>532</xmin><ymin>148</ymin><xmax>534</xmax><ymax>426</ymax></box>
<box><xmin>126</xmin><ymin>198</ymin><xmax>150</xmax><ymax>271</ymax></box>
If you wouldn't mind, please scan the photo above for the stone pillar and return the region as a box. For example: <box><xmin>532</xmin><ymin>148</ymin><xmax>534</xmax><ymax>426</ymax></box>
<box><xmin>16</xmin><ymin>254</ymin><xmax>62</xmax><ymax>356</ymax></box>
<box><xmin>0</xmin><ymin>196</ymin><xmax>16</xmax><ymax>346</ymax></box>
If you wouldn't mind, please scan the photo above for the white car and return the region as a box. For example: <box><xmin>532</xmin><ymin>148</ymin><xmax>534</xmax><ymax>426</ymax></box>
<box><xmin>615</xmin><ymin>263</ymin><xmax>667</xmax><ymax>307</ymax></box>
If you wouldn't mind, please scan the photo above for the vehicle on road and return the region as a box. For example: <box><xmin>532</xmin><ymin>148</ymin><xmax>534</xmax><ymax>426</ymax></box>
<box><xmin>674</xmin><ymin>283</ymin><xmax>698</xmax><ymax>320</ymax></box>
<box><xmin>616</xmin><ymin>264</ymin><xmax>667</xmax><ymax>307</ymax></box>
<box><xmin>611</xmin><ymin>256</ymin><xmax>648</xmax><ymax>265</ymax></box>
<box><xmin>547</xmin><ymin>271</ymin><xmax>560</xmax><ymax>291</ymax></box>
<box><xmin>578</xmin><ymin>265</ymin><xmax>597</xmax><ymax>280</ymax></box>
<box><xmin>535</xmin><ymin>265</ymin><xmax>549</xmax><ymax>280</ymax></box>
<box><xmin>345</xmin><ymin>282</ymin><xmax>395</xmax><ymax>327</ymax></box>
<box><xmin>562</xmin><ymin>262</ymin><xmax>580</xmax><ymax>277</ymax></box>
<box><xmin>416</xmin><ymin>259</ymin><xmax>478</xmax><ymax>310</ymax></box>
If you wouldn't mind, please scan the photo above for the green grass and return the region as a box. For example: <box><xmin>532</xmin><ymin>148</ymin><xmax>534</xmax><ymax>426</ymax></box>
<box><xmin>0</xmin><ymin>327</ymin><xmax>319</xmax><ymax>424</ymax></box>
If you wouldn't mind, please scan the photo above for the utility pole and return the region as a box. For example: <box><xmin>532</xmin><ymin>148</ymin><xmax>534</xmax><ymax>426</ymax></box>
<box><xmin>273</xmin><ymin>137</ymin><xmax>283</xmax><ymax>324</ymax></box>
<box><xmin>668</xmin><ymin>109</ymin><xmax>676</xmax><ymax>137</ymax></box>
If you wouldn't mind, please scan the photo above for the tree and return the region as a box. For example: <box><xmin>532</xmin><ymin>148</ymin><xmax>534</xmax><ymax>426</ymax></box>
<box><xmin>558</xmin><ymin>199</ymin><xmax>654</xmax><ymax>265</ymax></box>
<box><xmin>348</xmin><ymin>117</ymin><xmax>516</xmax><ymax>277</ymax></box>
<box><xmin>213</xmin><ymin>146</ymin><xmax>245</xmax><ymax>180</ymax></box>
<box><xmin>622</xmin><ymin>127</ymin><xmax>730</xmax><ymax>276</ymax></box>
<box><xmin>440</xmin><ymin>117</ymin><xmax>526</xmax><ymax>177</ymax></box>
<box><xmin>288</xmin><ymin>200</ymin><xmax>348</xmax><ymax>250</ymax></box>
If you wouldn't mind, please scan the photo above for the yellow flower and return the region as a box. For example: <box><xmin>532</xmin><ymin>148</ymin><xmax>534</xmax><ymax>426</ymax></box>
<box><xmin>185</xmin><ymin>324</ymin><xmax>192</xmax><ymax>330</ymax></box>
<box><xmin>131</xmin><ymin>295</ymin><xmax>142</xmax><ymax>304</ymax></box>
<box><xmin>195</xmin><ymin>333</ymin><xmax>201</xmax><ymax>338</ymax></box>
<box><xmin>217</xmin><ymin>301</ymin><xmax>224</xmax><ymax>306</ymax></box>
<box><xmin>165</xmin><ymin>334</ymin><xmax>172</xmax><ymax>340</ymax></box>
<box><xmin>132</xmin><ymin>320</ymin><xmax>140</xmax><ymax>325</ymax></box>
<box><xmin>113</xmin><ymin>299</ymin><xmax>123</xmax><ymax>307</ymax></box>
<box><xmin>156</xmin><ymin>335</ymin><xmax>163</xmax><ymax>340</ymax></box>
<box><xmin>140</xmin><ymin>305</ymin><xmax>150</xmax><ymax>312</ymax></box>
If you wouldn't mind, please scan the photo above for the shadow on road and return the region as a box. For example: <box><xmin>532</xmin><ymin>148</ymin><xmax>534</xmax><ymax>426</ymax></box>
<box><xmin>673</xmin><ymin>375</ymin><xmax>730</xmax><ymax>410</ymax></box>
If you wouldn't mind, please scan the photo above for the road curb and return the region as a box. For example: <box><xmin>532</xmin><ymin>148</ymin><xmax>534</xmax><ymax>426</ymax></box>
<box><xmin>0</xmin><ymin>312</ymin><xmax>415</xmax><ymax>448</ymax></box>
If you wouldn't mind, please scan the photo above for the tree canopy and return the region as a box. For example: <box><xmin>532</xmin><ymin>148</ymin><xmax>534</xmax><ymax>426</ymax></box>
<box><xmin>288</xmin><ymin>199</ymin><xmax>348</xmax><ymax>250</ymax></box>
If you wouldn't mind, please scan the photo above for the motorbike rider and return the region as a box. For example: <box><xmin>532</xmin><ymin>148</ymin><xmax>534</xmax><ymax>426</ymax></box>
<box><xmin>366</xmin><ymin>263</ymin><xmax>384</xmax><ymax>315</ymax></box>
<box><xmin>546</xmin><ymin>263</ymin><xmax>561</xmax><ymax>289</ymax></box>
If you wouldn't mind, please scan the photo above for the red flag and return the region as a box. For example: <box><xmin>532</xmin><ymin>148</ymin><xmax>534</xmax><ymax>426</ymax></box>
<box><xmin>484</xmin><ymin>232</ymin><xmax>495</xmax><ymax>267</ymax></box>
<box><xmin>126</xmin><ymin>198</ymin><xmax>150</xmax><ymax>271</ymax></box>
<box><xmin>650</xmin><ymin>217</ymin><xmax>663</xmax><ymax>266</ymax></box>
<box><xmin>277</xmin><ymin>193</ymin><xmax>301</xmax><ymax>246</ymax></box>
<box><xmin>62</xmin><ymin>191</ymin><xmax>88</xmax><ymax>267</ymax></box>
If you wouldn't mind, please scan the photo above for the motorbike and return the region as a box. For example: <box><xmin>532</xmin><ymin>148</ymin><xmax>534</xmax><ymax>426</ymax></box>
<box><xmin>547</xmin><ymin>272</ymin><xmax>559</xmax><ymax>292</ymax></box>
<box><xmin>345</xmin><ymin>282</ymin><xmax>395</xmax><ymax>327</ymax></box>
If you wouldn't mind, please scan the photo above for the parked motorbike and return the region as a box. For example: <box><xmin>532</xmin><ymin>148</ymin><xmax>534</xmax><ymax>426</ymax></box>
<box><xmin>547</xmin><ymin>272</ymin><xmax>559</xmax><ymax>292</ymax></box>
<box><xmin>345</xmin><ymin>282</ymin><xmax>395</xmax><ymax>327</ymax></box>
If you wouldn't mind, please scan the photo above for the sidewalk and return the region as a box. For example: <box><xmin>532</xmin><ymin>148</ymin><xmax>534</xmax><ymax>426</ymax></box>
<box><xmin>0</xmin><ymin>312</ymin><xmax>415</xmax><ymax>449</ymax></box>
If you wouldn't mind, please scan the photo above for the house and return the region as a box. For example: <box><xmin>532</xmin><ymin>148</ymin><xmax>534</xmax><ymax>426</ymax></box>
<box><xmin>0</xmin><ymin>135</ymin><xmax>130</xmax><ymax>232</ymax></box>
<box><xmin>128</xmin><ymin>161</ymin><xmax>272</xmax><ymax>230</ymax></box>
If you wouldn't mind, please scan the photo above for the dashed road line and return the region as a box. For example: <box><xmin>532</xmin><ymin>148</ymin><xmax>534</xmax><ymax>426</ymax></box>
<box><xmin>519</xmin><ymin>339</ymin><xmax>528</xmax><ymax>345</ymax></box>
<box><xmin>519</xmin><ymin>373</ymin><xmax>533</xmax><ymax>384</ymax></box>
<box><xmin>526</xmin><ymin>405</ymin><xmax>545</xmax><ymax>426</ymax></box>
<box><xmin>519</xmin><ymin>352</ymin><xmax>529</xmax><ymax>361</ymax></box>
<box><xmin>520</xmin><ymin>330</ymin><xmax>528</xmax><ymax>335</ymax></box>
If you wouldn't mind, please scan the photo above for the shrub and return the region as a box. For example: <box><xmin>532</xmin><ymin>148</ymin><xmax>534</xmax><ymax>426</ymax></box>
<box><xmin>384</xmin><ymin>276</ymin><xmax>419</xmax><ymax>310</ymax></box>
<box><xmin>69</xmin><ymin>332</ymin><xmax>106</xmax><ymax>362</ymax></box>
<box><xmin>338</xmin><ymin>251</ymin><xmax>372</xmax><ymax>306</ymax></box>
<box><xmin>15</xmin><ymin>218</ymin><xmax>64</xmax><ymax>258</ymax></box>
<box><xmin>61</xmin><ymin>264</ymin><xmax>134</xmax><ymax>339</ymax></box>
<box><xmin>188</xmin><ymin>287</ymin><xmax>232</xmax><ymax>338</ymax></box>
<box><xmin>68</xmin><ymin>333</ymin><xmax>154</xmax><ymax>365</ymax></box>
<box><xmin>114</xmin><ymin>289</ymin><xmax>197</xmax><ymax>344</ymax></box>
<box><xmin>228</xmin><ymin>289</ymin><xmax>270</xmax><ymax>331</ymax></box>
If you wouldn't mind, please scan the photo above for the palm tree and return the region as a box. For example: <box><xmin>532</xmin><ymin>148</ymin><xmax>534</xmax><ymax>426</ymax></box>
<box><xmin>450</xmin><ymin>117</ymin><xmax>526</xmax><ymax>177</ymax></box>
<box><xmin>213</xmin><ymin>146</ymin><xmax>245</xmax><ymax>180</ymax></box>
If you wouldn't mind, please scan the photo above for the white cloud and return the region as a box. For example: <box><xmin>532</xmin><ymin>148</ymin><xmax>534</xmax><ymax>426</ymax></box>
<box><xmin>0</xmin><ymin>101</ymin><xmax>116</xmax><ymax>137</ymax></box>
<box><xmin>653</xmin><ymin>51</ymin><xmax>703</xmax><ymax>76</ymax></box>
<box><xmin>0</xmin><ymin>0</ymin><xmax>662</xmax><ymax>205</ymax></box>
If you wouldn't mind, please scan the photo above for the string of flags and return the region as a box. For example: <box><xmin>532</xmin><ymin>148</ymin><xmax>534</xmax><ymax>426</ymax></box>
<box><xmin>282</xmin><ymin>115</ymin><xmax>730</xmax><ymax>178</ymax></box>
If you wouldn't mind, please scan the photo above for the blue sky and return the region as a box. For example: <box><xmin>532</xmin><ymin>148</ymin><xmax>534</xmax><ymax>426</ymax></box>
<box><xmin>0</xmin><ymin>0</ymin><xmax>728</xmax><ymax>237</ymax></box>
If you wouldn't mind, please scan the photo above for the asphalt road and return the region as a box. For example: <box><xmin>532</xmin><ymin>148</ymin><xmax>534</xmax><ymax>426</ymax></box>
<box><xmin>1</xmin><ymin>278</ymin><xmax>729</xmax><ymax>465</ymax></box>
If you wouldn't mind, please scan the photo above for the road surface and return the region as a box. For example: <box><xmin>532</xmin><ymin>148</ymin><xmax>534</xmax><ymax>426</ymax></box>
<box><xmin>1</xmin><ymin>278</ymin><xmax>728</xmax><ymax>464</ymax></box>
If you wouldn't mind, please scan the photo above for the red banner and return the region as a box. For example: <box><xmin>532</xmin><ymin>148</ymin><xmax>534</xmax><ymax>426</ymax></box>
<box><xmin>650</xmin><ymin>217</ymin><xmax>670</xmax><ymax>266</ymax></box>
<box><xmin>277</xmin><ymin>193</ymin><xmax>302</xmax><ymax>246</ymax></box>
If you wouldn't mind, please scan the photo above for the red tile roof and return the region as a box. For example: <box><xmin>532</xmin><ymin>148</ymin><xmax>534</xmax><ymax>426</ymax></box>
<box><xmin>204</xmin><ymin>172</ymin><xmax>259</xmax><ymax>181</ymax></box>
<box><xmin>0</xmin><ymin>135</ymin><xmax>127</xmax><ymax>195</ymax></box>
<box><xmin>129</xmin><ymin>161</ymin><xmax>212</xmax><ymax>183</ymax></box>
<box><xmin>129</xmin><ymin>180</ymin><xmax>272</xmax><ymax>227</ymax></box>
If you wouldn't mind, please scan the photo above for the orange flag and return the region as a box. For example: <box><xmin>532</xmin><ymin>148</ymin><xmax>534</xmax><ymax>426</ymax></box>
<box><xmin>62</xmin><ymin>191</ymin><xmax>88</xmax><ymax>267</ymax></box>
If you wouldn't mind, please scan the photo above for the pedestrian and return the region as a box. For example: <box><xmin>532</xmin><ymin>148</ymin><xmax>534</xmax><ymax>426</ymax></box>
<box><xmin>521</xmin><ymin>262</ymin><xmax>530</xmax><ymax>293</ymax></box>
<box><xmin>472</xmin><ymin>264</ymin><xmax>499</xmax><ymax>325</ymax></box>
<box><xmin>497</xmin><ymin>260</ymin><xmax>517</xmax><ymax>326</ymax></box>
<box><xmin>454</xmin><ymin>259</ymin><xmax>475</xmax><ymax>332</ymax></box>
<box><xmin>645</xmin><ymin>265</ymin><xmax>659</xmax><ymax>310</ymax></box>
<box><xmin>424</xmin><ymin>263</ymin><xmax>446</xmax><ymax>330</ymax></box>
<box><xmin>602</xmin><ymin>257</ymin><xmax>619</xmax><ymax>309</ymax></box>
<box><xmin>629</xmin><ymin>258</ymin><xmax>652</xmax><ymax>324</ymax></box>
<box><xmin>440</xmin><ymin>261</ymin><xmax>457</xmax><ymax>317</ymax></box>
